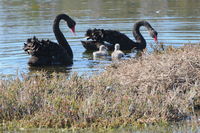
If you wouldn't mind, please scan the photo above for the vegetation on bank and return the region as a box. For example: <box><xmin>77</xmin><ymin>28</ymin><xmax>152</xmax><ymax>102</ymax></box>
<box><xmin>0</xmin><ymin>44</ymin><xmax>200</xmax><ymax>130</ymax></box>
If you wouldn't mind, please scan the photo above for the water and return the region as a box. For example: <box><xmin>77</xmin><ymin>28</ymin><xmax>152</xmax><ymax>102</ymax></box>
<box><xmin>0</xmin><ymin>0</ymin><xmax>200</xmax><ymax>76</ymax></box>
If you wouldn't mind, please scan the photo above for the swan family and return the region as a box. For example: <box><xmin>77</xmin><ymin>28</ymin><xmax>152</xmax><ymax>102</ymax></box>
<box><xmin>23</xmin><ymin>13</ymin><xmax>158</xmax><ymax>66</ymax></box>
<box><xmin>81</xmin><ymin>21</ymin><xmax>158</xmax><ymax>51</ymax></box>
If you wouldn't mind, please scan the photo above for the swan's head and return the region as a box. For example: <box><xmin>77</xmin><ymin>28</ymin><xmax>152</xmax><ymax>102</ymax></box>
<box><xmin>85</xmin><ymin>29</ymin><xmax>104</xmax><ymax>41</ymax></box>
<box><xmin>149</xmin><ymin>29</ymin><xmax>158</xmax><ymax>43</ymax></box>
<box><xmin>115</xmin><ymin>44</ymin><xmax>120</xmax><ymax>50</ymax></box>
<box><xmin>23</xmin><ymin>36</ymin><xmax>40</xmax><ymax>55</ymax></box>
<box><xmin>67</xmin><ymin>18</ymin><xmax>76</xmax><ymax>34</ymax></box>
<box><xmin>55</xmin><ymin>14</ymin><xmax>76</xmax><ymax>34</ymax></box>
<box><xmin>85</xmin><ymin>29</ymin><xmax>93</xmax><ymax>40</ymax></box>
<box><xmin>99</xmin><ymin>45</ymin><xmax>107</xmax><ymax>51</ymax></box>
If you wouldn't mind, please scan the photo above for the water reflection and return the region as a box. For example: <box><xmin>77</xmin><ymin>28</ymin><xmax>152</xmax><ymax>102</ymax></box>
<box><xmin>28</xmin><ymin>65</ymin><xmax>72</xmax><ymax>76</ymax></box>
<box><xmin>82</xmin><ymin>51</ymin><xmax>93</xmax><ymax>60</ymax></box>
<box><xmin>81</xmin><ymin>50</ymin><xmax>112</xmax><ymax>74</ymax></box>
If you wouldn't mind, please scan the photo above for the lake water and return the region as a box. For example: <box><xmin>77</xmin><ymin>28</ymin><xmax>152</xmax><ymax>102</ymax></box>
<box><xmin>0</xmin><ymin>0</ymin><xmax>200</xmax><ymax>76</ymax></box>
<box><xmin>1</xmin><ymin>0</ymin><xmax>200</xmax><ymax>132</ymax></box>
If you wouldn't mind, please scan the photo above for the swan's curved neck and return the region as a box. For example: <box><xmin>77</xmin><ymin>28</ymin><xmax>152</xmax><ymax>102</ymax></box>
<box><xmin>133</xmin><ymin>21</ymin><xmax>153</xmax><ymax>45</ymax></box>
<box><xmin>115</xmin><ymin>44</ymin><xmax>120</xmax><ymax>51</ymax></box>
<box><xmin>100</xmin><ymin>46</ymin><xmax>105</xmax><ymax>51</ymax></box>
<box><xmin>53</xmin><ymin>14</ymin><xmax>73</xmax><ymax>58</ymax></box>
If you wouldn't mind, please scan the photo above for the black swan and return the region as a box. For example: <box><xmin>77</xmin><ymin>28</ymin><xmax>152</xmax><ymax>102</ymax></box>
<box><xmin>23</xmin><ymin>14</ymin><xmax>76</xmax><ymax>66</ymax></box>
<box><xmin>111</xmin><ymin>44</ymin><xmax>124</xmax><ymax>59</ymax></box>
<box><xmin>81</xmin><ymin>21</ymin><xmax>158</xmax><ymax>51</ymax></box>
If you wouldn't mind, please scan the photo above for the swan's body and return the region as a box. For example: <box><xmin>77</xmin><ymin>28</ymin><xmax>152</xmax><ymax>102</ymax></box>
<box><xmin>81</xmin><ymin>21</ymin><xmax>158</xmax><ymax>51</ymax></box>
<box><xmin>93</xmin><ymin>45</ymin><xmax>108</xmax><ymax>58</ymax></box>
<box><xmin>111</xmin><ymin>44</ymin><xmax>124</xmax><ymax>59</ymax></box>
<box><xmin>23</xmin><ymin>14</ymin><xmax>76</xmax><ymax>66</ymax></box>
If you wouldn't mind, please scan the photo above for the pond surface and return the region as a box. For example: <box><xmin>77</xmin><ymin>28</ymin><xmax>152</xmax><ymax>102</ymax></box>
<box><xmin>0</xmin><ymin>0</ymin><xmax>200</xmax><ymax>76</ymax></box>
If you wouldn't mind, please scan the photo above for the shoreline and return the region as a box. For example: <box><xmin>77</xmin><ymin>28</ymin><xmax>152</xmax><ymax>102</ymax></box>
<box><xmin>1</xmin><ymin>44</ymin><xmax>200</xmax><ymax>130</ymax></box>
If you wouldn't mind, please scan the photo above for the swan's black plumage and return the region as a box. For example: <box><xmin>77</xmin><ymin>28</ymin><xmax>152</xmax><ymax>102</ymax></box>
<box><xmin>23</xmin><ymin>14</ymin><xmax>76</xmax><ymax>66</ymax></box>
<box><xmin>81</xmin><ymin>21</ymin><xmax>158</xmax><ymax>51</ymax></box>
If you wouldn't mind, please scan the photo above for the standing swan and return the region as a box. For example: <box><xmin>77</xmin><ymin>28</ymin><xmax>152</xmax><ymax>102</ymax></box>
<box><xmin>111</xmin><ymin>44</ymin><xmax>124</xmax><ymax>59</ymax></box>
<box><xmin>81</xmin><ymin>21</ymin><xmax>158</xmax><ymax>51</ymax></box>
<box><xmin>23</xmin><ymin>14</ymin><xmax>76</xmax><ymax>66</ymax></box>
<box><xmin>93</xmin><ymin>45</ymin><xmax>108</xmax><ymax>58</ymax></box>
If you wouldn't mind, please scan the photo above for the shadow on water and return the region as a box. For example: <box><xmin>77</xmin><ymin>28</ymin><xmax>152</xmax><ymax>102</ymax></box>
<box><xmin>81</xmin><ymin>50</ymin><xmax>112</xmax><ymax>71</ymax></box>
<box><xmin>28</xmin><ymin>65</ymin><xmax>72</xmax><ymax>77</ymax></box>
<box><xmin>82</xmin><ymin>50</ymin><xmax>94</xmax><ymax>60</ymax></box>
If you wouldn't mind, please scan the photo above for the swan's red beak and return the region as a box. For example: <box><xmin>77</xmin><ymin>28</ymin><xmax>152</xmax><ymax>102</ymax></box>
<box><xmin>154</xmin><ymin>36</ymin><xmax>158</xmax><ymax>43</ymax></box>
<box><xmin>70</xmin><ymin>26</ymin><xmax>76</xmax><ymax>35</ymax></box>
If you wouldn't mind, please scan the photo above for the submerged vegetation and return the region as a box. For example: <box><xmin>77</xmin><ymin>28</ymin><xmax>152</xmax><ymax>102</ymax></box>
<box><xmin>0</xmin><ymin>44</ymin><xmax>200</xmax><ymax>130</ymax></box>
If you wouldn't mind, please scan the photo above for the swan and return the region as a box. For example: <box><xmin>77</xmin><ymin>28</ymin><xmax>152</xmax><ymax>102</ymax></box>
<box><xmin>81</xmin><ymin>21</ymin><xmax>158</xmax><ymax>51</ymax></box>
<box><xmin>23</xmin><ymin>14</ymin><xmax>76</xmax><ymax>66</ymax></box>
<box><xmin>93</xmin><ymin>45</ymin><xmax>108</xmax><ymax>58</ymax></box>
<box><xmin>111</xmin><ymin>44</ymin><xmax>124</xmax><ymax>59</ymax></box>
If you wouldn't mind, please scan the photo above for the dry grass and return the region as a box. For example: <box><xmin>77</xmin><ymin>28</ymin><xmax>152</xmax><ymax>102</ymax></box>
<box><xmin>0</xmin><ymin>44</ymin><xmax>200</xmax><ymax>130</ymax></box>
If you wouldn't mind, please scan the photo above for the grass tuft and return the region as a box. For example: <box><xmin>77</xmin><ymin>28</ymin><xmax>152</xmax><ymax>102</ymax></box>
<box><xmin>1</xmin><ymin>44</ymin><xmax>200</xmax><ymax>130</ymax></box>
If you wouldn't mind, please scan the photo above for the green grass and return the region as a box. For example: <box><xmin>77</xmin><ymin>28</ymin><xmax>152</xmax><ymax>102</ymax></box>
<box><xmin>0</xmin><ymin>44</ymin><xmax>200</xmax><ymax>130</ymax></box>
